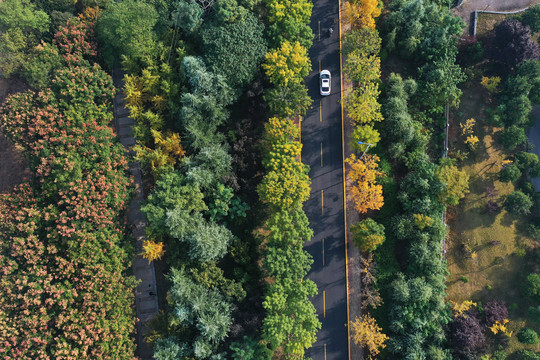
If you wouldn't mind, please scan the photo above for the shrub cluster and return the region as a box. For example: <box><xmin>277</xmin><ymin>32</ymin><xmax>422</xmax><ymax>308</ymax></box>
<box><xmin>0</xmin><ymin>16</ymin><xmax>136</xmax><ymax>359</ymax></box>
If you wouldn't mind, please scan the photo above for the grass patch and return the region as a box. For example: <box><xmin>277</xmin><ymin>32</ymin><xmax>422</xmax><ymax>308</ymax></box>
<box><xmin>446</xmin><ymin>76</ymin><xmax>540</xmax><ymax>356</ymax></box>
<box><xmin>476</xmin><ymin>12</ymin><xmax>507</xmax><ymax>38</ymax></box>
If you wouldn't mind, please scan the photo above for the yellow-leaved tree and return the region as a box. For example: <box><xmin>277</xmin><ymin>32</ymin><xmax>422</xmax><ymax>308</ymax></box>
<box><xmin>141</xmin><ymin>240</ymin><xmax>165</xmax><ymax>262</ymax></box>
<box><xmin>344</xmin><ymin>0</ymin><xmax>382</xmax><ymax>30</ymax></box>
<box><xmin>134</xmin><ymin>130</ymin><xmax>186</xmax><ymax>174</ymax></box>
<box><xmin>345</xmin><ymin>82</ymin><xmax>383</xmax><ymax>125</ymax></box>
<box><xmin>262</xmin><ymin>40</ymin><xmax>311</xmax><ymax>86</ymax></box>
<box><xmin>346</xmin><ymin>153</ymin><xmax>384</xmax><ymax>214</ymax></box>
<box><xmin>351</xmin><ymin>314</ymin><xmax>389</xmax><ymax>356</ymax></box>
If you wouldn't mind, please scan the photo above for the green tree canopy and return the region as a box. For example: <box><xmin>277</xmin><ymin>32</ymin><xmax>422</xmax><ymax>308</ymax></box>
<box><xmin>201</xmin><ymin>13</ymin><xmax>267</xmax><ymax>89</ymax></box>
<box><xmin>97</xmin><ymin>0</ymin><xmax>158</xmax><ymax>68</ymax></box>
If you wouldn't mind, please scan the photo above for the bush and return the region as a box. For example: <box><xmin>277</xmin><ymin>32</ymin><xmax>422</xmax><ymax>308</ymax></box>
<box><xmin>460</xmin><ymin>276</ymin><xmax>470</xmax><ymax>283</ymax></box>
<box><xmin>504</xmin><ymin>191</ymin><xmax>533</xmax><ymax>215</ymax></box>
<box><xmin>523</xmin><ymin>273</ymin><xmax>540</xmax><ymax>300</ymax></box>
<box><xmin>515</xmin><ymin>350</ymin><xmax>540</xmax><ymax>360</ymax></box>
<box><xmin>529</xmin><ymin>306</ymin><xmax>540</xmax><ymax>323</ymax></box>
<box><xmin>518</xmin><ymin>328</ymin><xmax>539</xmax><ymax>344</ymax></box>
<box><xmin>499</xmin><ymin>164</ymin><xmax>521</xmax><ymax>182</ymax></box>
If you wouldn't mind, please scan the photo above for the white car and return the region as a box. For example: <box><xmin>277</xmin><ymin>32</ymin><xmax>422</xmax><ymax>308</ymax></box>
<box><xmin>320</xmin><ymin>70</ymin><xmax>331</xmax><ymax>96</ymax></box>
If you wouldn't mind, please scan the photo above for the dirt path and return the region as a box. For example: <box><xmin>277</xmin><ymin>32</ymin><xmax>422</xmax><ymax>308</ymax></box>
<box><xmin>453</xmin><ymin>0</ymin><xmax>540</xmax><ymax>35</ymax></box>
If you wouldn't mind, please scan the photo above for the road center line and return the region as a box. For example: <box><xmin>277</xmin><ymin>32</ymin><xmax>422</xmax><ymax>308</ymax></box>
<box><xmin>319</xmin><ymin>101</ymin><xmax>322</xmax><ymax>122</ymax></box>
<box><xmin>318</xmin><ymin>20</ymin><xmax>320</xmax><ymax>42</ymax></box>
<box><xmin>323</xmin><ymin>290</ymin><xmax>326</xmax><ymax>318</ymax></box>
<box><xmin>321</xmin><ymin>189</ymin><xmax>324</xmax><ymax>214</ymax></box>
<box><xmin>324</xmin><ymin>344</ymin><xmax>327</xmax><ymax>360</ymax></box>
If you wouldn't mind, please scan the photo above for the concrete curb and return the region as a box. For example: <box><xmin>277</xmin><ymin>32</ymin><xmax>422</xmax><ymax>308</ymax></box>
<box><xmin>472</xmin><ymin>6</ymin><xmax>535</xmax><ymax>36</ymax></box>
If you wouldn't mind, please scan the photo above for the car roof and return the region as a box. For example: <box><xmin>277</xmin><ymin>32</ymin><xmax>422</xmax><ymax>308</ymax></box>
<box><xmin>320</xmin><ymin>70</ymin><xmax>330</xmax><ymax>76</ymax></box>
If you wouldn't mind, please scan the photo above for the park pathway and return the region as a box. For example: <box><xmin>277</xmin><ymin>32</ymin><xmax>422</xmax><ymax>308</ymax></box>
<box><xmin>112</xmin><ymin>68</ymin><xmax>158</xmax><ymax>360</ymax></box>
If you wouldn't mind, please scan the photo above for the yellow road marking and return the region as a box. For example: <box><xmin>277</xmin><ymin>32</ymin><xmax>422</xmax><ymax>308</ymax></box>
<box><xmin>321</xmin><ymin>189</ymin><xmax>324</xmax><ymax>214</ymax></box>
<box><xmin>319</xmin><ymin>59</ymin><xmax>321</xmax><ymax>72</ymax></box>
<box><xmin>318</xmin><ymin>20</ymin><xmax>321</xmax><ymax>42</ymax></box>
<box><xmin>321</xmin><ymin>142</ymin><xmax>323</xmax><ymax>167</ymax></box>
<box><xmin>322</xmin><ymin>238</ymin><xmax>325</xmax><ymax>265</ymax></box>
<box><xmin>338</xmin><ymin>1</ymin><xmax>351</xmax><ymax>358</ymax></box>
<box><xmin>323</xmin><ymin>290</ymin><xmax>326</xmax><ymax>318</ymax></box>
<box><xmin>319</xmin><ymin>102</ymin><xmax>322</xmax><ymax>122</ymax></box>
<box><xmin>324</xmin><ymin>344</ymin><xmax>327</xmax><ymax>360</ymax></box>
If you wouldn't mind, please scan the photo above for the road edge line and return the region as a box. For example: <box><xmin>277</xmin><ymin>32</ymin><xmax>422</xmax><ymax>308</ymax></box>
<box><xmin>338</xmin><ymin>2</ymin><xmax>351</xmax><ymax>359</ymax></box>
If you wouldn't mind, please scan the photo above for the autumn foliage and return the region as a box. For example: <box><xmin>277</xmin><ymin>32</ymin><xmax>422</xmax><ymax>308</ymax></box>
<box><xmin>346</xmin><ymin>154</ymin><xmax>384</xmax><ymax>214</ymax></box>
<box><xmin>351</xmin><ymin>314</ymin><xmax>389</xmax><ymax>356</ymax></box>
<box><xmin>344</xmin><ymin>0</ymin><xmax>381</xmax><ymax>30</ymax></box>
<box><xmin>0</xmin><ymin>18</ymin><xmax>136</xmax><ymax>359</ymax></box>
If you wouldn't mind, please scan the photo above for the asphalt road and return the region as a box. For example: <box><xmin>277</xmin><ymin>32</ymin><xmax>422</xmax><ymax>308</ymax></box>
<box><xmin>302</xmin><ymin>0</ymin><xmax>349</xmax><ymax>358</ymax></box>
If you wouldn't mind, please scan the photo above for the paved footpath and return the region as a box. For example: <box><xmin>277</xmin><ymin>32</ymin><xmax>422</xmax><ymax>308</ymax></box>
<box><xmin>112</xmin><ymin>68</ymin><xmax>159</xmax><ymax>360</ymax></box>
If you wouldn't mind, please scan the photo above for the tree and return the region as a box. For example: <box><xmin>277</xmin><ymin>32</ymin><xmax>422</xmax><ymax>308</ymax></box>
<box><xmin>450</xmin><ymin>314</ymin><xmax>485</xmax><ymax>358</ymax></box>
<box><xmin>418</xmin><ymin>55</ymin><xmax>466</xmax><ymax>112</ymax></box>
<box><xmin>141</xmin><ymin>171</ymin><xmax>207</xmax><ymax>240</ymax></box>
<box><xmin>499</xmin><ymin>163</ymin><xmax>521</xmax><ymax>182</ymax></box>
<box><xmin>346</xmin><ymin>153</ymin><xmax>384</xmax><ymax>214</ymax></box>
<box><xmin>264</xmin><ymin>82</ymin><xmax>312</xmax><ymax>118</ymax></box>
<box><xmin>351</xmin><ymin>218</ymin><xmax>385</xmax><ymax>252</ymax></box>
<box><xmin>483</xmin><ymin>300</ymin><xmax>508</xmax><ymax>325</ymax></box>
<box><xmin>359</xmin><ymin>254</ymin><xmax>382</xmax><ymax>309</ymax></box>
<box><xmin>515</xmin><ymin>151</ymin><xmax>539</xmax><ymax>172</ymax></box>
<box><xmin>96</xmin><ymin>0</ymin><xmax>158</xmax><ymax>68</ymax></box>
<box><xmin>352</xmin><ymin>124</ymin><xmax>380</xmax><ymax>152</ymax></box>
<box><xmin>523</xmin><ymin>273</ymin><xmax>540</xmax><ymax>300</ymax></box>
<box><xmin>519</xmin><ymin>4</ymin><xmax>540</xmax><ymax>32</ymax></box>
<box><xmin>351</xmin><ymin>314</ymin><xmax>389</xmax><ymax>356</ymax></box>
<box><xmin>481</xmin><ymin>76</ymin><xmax>501</xmax><ymax>93</ymax></box>
<box><xmin>163</xmin><ymin>268</ymin><xmax>233</xmax><ymax>358</ymax></box>
<box><xmin>505</xmin><ymin>190</ymin><xmax>533</xmax><ymax>215</ymax></box>
<box><xmin>172</xmin><ymin>0</ymin><xmax>203</xmax><ymax>34</ymax></box>
<box><xmin>213</xmin><ymin>0</ymin><xmax>248</xmax><ymax>23</ymax></box>
<box><xmin>436</xmin><ymin>160</ymin><xmax>470</xmax><ymax>206</ymax></box>
<box><xmin>201</xmin><ymin>13</ymin><xmax>267</xmax><ymax>89</ymax></box>
<box><xmin>265</xmin><ymin>0</ymin><xmax>313</xmax><ymax>48</ymax></box>
<box><xmin>141</xmin><ymin>240</ymin><xmax>165</xmax><ymax>262</ymax></box>
<box><xmin>493</xmin><ymin>19</ymin><xmax>540</xmax><ymax>68</ymax></box>
<box><xmin>518</xmin><ymin>328</ymin><xmax>539</xmax><ymax>344</ymax></box>
<box><xmin>343</xmin><ymin>0</ymin><xmax>381</xmax><ymax>30</ymax></box>
<box><xmin>0</xmin><ymin>0</ymin><xmax>50</xmax><ymax>76</ymax></box>
<box><xmin>343</xmin><ymin>27</ymin><xmax>381</xmax><ymax>57</ymax></box>
<box><xmin>345</xmin><ymin>82</ymin><xmax>383</xmax><ymax>125</ymax></box>
<box><xmin>343</xmin><ymin>50</ymin><xmax>381</xmax><ymax>86</ymax></box>
<box><xmin>23</xmin><ymin>41</ymin><xmax>64</xmax><ymax>88</ymax></box>
<box><xmin>498</xmin><ymin>125</ymin><xmax>527</xmax><ymax>150</ymax></box>
<box><xmin>262</xmin><ymin>40</ymin><xmax>311</xmax><ymax>86</ymax></box>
